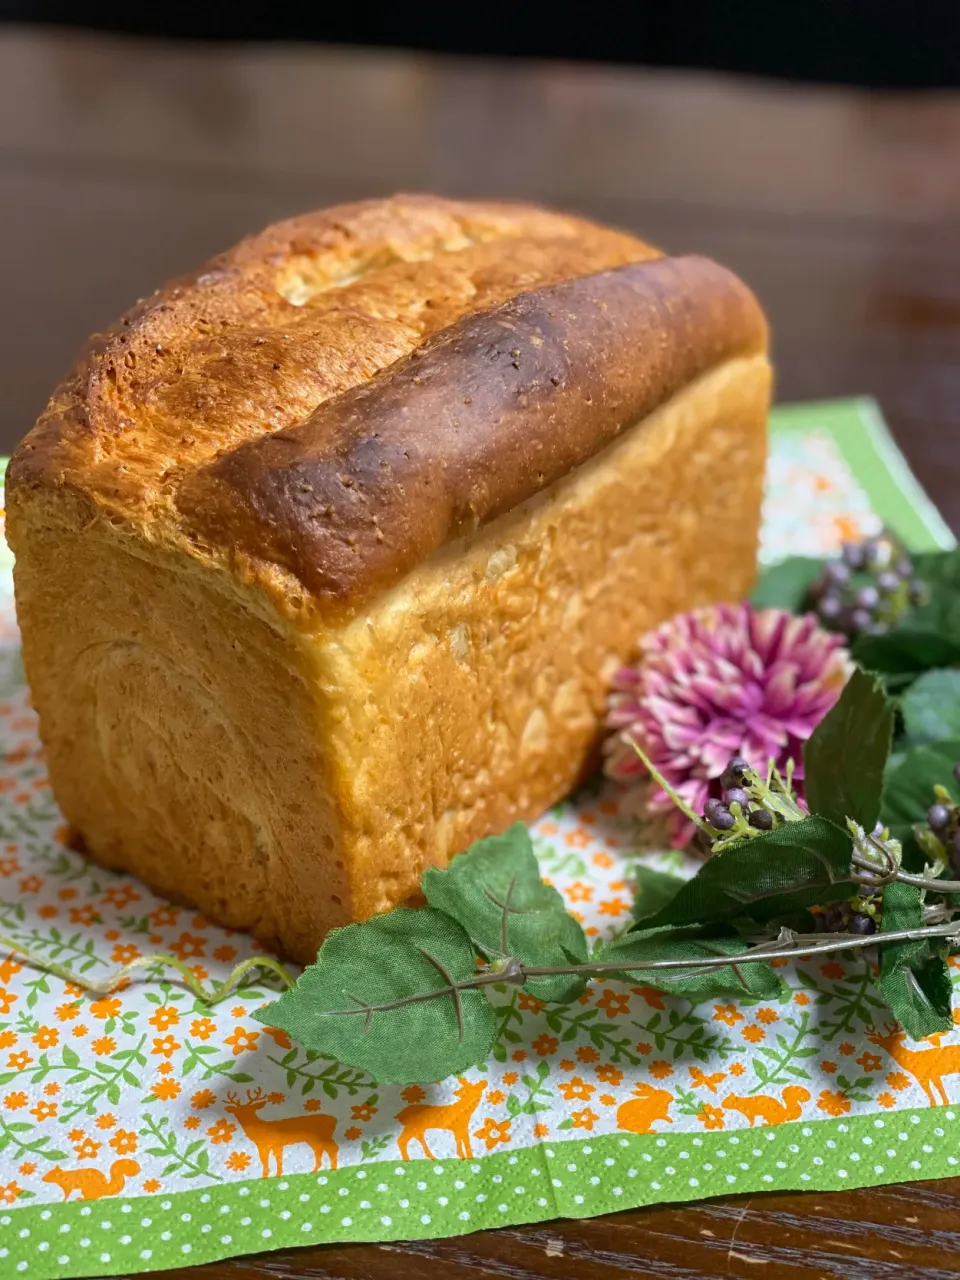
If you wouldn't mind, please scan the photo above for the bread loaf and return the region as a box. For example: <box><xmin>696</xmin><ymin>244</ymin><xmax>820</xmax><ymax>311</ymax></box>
<box><xmin>6</xmin><ymin>195</ymin><xmax>770</xmax><ymax>963</ymax></box>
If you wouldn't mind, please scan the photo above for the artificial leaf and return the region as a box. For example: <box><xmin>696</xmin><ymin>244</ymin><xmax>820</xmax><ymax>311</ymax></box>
<box><xmin>900</xmin><ymin>669</ymin><xmax>960</xmax><ymax>747</ymax></box>
<box><xmin>853</xmin><ymin>629</ymin><xmax>960</xmax><ymax>692</ymax></box>
<box><xmin>254</xmin><ymin>907</ymin><xmax>495</xmax><ymax>1084</ymax></box>
<box><xmin>630</xmin><ymin>866</ymin><xmax>687</xmax><ymax>925</ymax></box>
<box><xmin>593</xmin><ymin>928</ymin><xmax>784</xmax><ymax>999</ymax></box>
<box><xmin>638</xmin><ymin>816</ymin><xmax>855</xmax><ymax>931</ymax></box>
<box><xmin>803</xmin><ymin>666</ymin><xmax>893</xmax><ymax>831</ymax></box>
<box><xmin>880</xmin><ymin>738</ymin><xmax>960</xmax><ymax>868</ymax></box>
<box><xmin>878</xmin><ymin>881</ymin><xmax>953</xmax><ymax>1041</ymax></box>
<box><xmin>912</xmin><ymin>547</ymin><xmax>960</xmax><ymax>591</ymax></box>
<box><xmin>750</xmin><ymin>556</ymin><xmax>824</xmax><ymax>611</ymax></box>
<box><xmin>422</xmin><ymin>823</ymin><xmax>588</xmax><ymax>1002</ymax></box>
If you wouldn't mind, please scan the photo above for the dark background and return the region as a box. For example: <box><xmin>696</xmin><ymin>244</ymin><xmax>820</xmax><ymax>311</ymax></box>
<box><xmin>4</xmin><ymin>0</ymin><xmax>960</xmax><ymax>87</ymax></box>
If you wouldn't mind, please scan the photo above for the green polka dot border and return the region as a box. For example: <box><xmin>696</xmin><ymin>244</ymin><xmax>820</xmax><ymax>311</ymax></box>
<box><xmin>4</xmin><ymin>1106</ymin><xmax>960</xmax><ymax>1279</ymax></box>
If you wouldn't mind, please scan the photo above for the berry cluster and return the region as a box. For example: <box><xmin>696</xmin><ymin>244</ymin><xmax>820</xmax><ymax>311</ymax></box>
<box><xmin>811</xmin><ymin>899</ymin><xmax>878</xmax><ymax>935</ymax></box>
<box><xmin>808</xmin><ymin>532</ymin><xmax>926</xmax><ymax>639</ymax></box>
<box><xmin>922</xmin><ymin>764</ymin><xmax>960</xmax><ymax>874</ymax></box>
<box><xmin>702</xmin><ymin>756</ymin><xmax>776</xmax><ymax>834</ymax></box>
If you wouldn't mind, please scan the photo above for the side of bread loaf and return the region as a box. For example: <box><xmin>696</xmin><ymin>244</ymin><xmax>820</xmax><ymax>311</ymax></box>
<box><xmin>6</xmin><ymin>195</ymin><xmax>770</xmax><ymax>962</ymax></box>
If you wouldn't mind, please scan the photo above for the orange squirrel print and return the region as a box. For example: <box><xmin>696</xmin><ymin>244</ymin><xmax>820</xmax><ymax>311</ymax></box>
<box><xmin>395</xmin><ymin>1076</ymin><xmax>486</xmax><ymax>1160</ymax></box>
<box><xmin>615</xmin><ymin>1082</ymin><xmax>673</xmax><ymax>1135</ymax></box>
<box><xmin>42</xmin><ymin>1159</ymin><xmax>141</xmax><ymax>1201</ymax></box>
<box><xmin>868</xmin><ymin>1021</ymin><xmax>960</xmax><ymax>1106</ymax></box>
<box><xmin>722</xmin><ymin>1086</ymin><xmax>810</xmax><ymax>1127</ymax></box>
<box><xmin>224</xmin><ymin>1088</ymin><xmax>338</xmax><ymax>1176</ymax></box>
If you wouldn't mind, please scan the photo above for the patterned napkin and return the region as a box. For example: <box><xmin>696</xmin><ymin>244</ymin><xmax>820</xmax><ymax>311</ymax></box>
<box><xmin>0</xmin><ymin>399</ymin><xmax>955</xmax><ymax>1280</ymax></box>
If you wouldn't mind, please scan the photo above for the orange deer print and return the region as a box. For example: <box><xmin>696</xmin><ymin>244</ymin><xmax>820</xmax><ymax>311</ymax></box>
<box><xmin>615</xmin><ymin>1082</ymin><xmax>674</xmax><ymax>1135</ymax></box>
<box><xmin>395</xmin><ymin>1076</ymin><xmax>486</xmax><ymax>1160</ymax></box>
<box><xmin>42</xmin><ymin>1159</ymin><xmax>141</xmax><ymax>1201</ymax></box>
<box><xmin>722</xmin><ymin>1086</ymin><xmax>810</xmax><ymax>1127</ymax></box>
<box><xmin>224</xmin><ymin>1088</ymin><xmax>338</xmax><ymax>1176</ymax></box>
<box><xmin>867</xmin><ymin>1021</ymin><xmax>960</xmax><ymax>1106</ymax></box>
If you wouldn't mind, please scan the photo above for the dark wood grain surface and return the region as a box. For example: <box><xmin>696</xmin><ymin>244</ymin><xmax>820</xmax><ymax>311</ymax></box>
<box><xmin>4</xmin><ymin>25</ymin><xmax>960</xmax><ymax>1278</ymax></box>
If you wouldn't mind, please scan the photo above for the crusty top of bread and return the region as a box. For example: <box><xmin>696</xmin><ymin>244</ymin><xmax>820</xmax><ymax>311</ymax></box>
<box><xmin>8</xmin><ymin>194</ymin><xmax>767</xmax><ymax>620</ymax></box>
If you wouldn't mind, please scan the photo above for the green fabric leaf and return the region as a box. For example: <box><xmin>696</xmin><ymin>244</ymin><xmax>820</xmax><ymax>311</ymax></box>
<box><xmin>637</xmin><ymin>816</ymin><xmax>855</xmax><ymax>930</ymax></box>
<box><xmin>878</xmin><ymin>882</ymin><xmax>953</xmax><ymax>1041</ymax></box>
<box><xmin>880</xmin><ymin>738</ymin><xmax>960</xmax><ymax>866</ymax></box>
<box><xmin>900</xmin><ymin>669</ymin><xmax>960</xmax><ymax>747</ymax></box>
<box><xmin>422</xmin><ymin>823</ymin><xmax>588</xmax><ymax>1003</ymax></box>
<box><xmin>804</xmin><ymin>667</ymin><xmax>893</xmax><ymax>831</ymax></box>
<box><xmin>853</xmin><ymin>571</ymin><xmax>960</xmax><ymax>689</ymax></box>
<box><xmin>630</xmin><ymin>866</ymin><xmax>687</xmax><ymax>925</ymax></box>
<box><xmin>254</xmin><ymin>907</ymin><xmax>495</xmax><ymax>1084</ymax></box>
<box><xmin>750</xmin><ymin>556</ymin><xmax>824</xmax><ymax>611</ymax></box>
<box><xmin>912</xmin><ymin>548</ymin><xmax>960</xmax><ymax>591</ymax></box>
<box><xmin>593</xmin><ymin>928</ymin><xmax>785</xmax><ymax>999</ymax></box>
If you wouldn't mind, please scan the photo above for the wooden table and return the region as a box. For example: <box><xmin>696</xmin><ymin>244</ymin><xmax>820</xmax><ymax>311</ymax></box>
<box><xmin>4</xmin><ymin>25</ymin><xmax>960</xmax><ymax>1278</ymax></box>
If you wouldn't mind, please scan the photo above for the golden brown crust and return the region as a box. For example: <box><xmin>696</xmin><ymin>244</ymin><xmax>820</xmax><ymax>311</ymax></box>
<box><xmin>177</xmin><ymin>255</ymin><xmax>767</xmax><ymax>608</ymax></box>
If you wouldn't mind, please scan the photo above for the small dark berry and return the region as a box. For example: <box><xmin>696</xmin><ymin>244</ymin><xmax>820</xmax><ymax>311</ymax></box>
<box><xmin>849</xmin><ymin>607</ymin><xmax>873</xmax><ymax>633</ymax></box>
<box><xmin>720</xmin><ymin>757</ymin><xmax>749</xmax><ymax>791</ymax></box>
<box><xmin>866</xmin><ymin>537</ymin><xmax>893</xmax><ymax>567</ymax></box>
<box><xmin>876</xmin><ymin>570</ymin><xmax>900</xmax><ymax>595</ymax></box>
<box><xmin>872</xmin><ymin>821</ymin><xmax>885</xmax><ymax>836</ymax></box>
<box><xmin>908</xmin><ymin>579</ymin><xmax>928</xmax><ymax>606</ymax></box>
<box><xmin>823</xmin><ymin>904</ymin><xmax>845</xmax><ymax>933</ymax></box>
<box><xmin>748</xmin><ymin>808</ymin><xmax>774</xmax><ymax>831</ymax></box>
<box><xmin>704</xmin><ymin>799</ymin><xmax>735</xmax><ymax>831</ymax></box>
<box><xmin>724</xmin><ymin>787</ymin><xmax>749</xmax><ymax>810</ymax></box>
<box><xmin>813</xmin><ymin>912</ymin><xmax>827</xmax><ymax>933</ymax></box>
<box><xmin>823</xmin><ymin>561</ymin><xmax>851</xmax><ymax>588</ymax></box>
<box><xmin>849</xmin><ymin>913</ymin><xmax>877</xmax><ymax>936</ymax></box>
<box><xmin>928</xmin><ymin>803</ymin><xmax>951</xmax><ymax>832</ymax></box>
<box><xmin>818</xmin><ymin>594</ymin><xmax>843</xmax><ymax>621</ymax></box>
<box><xmin>728</xmin><ymin>755</ymin><xmax>749</xmax><ymax>774</ymax></box>
<box><xmin>895</xmin><ymin>557</ymin><xmax>914</xmax><ymax>578</ymax></box>
<box><xmin>842</xmin><ymin>542</ymin><xmax>866</xmax><ymax>570</ymax></box>
<box><xmin>954</xmin><ymin>762</ymin><xmax>960</xmax><ymax>785</ymax></box>
<box><xmin>856</xmin><ymin>585</ymin><xmax>880</xmax><ymax>610</ymax></box>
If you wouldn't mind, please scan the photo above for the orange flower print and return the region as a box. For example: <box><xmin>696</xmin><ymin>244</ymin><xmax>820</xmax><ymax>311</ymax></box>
<box><xmin>0</xmin><ymin>1030</ymin><xmax>15</xmax><ymax>1049</ymax></box>
<box><xmin>29</xmin><ymin>1100</ymin><xmax>56</xmax><ymax>1121</ymax></box>
<box><xmin>511</xmin><ymin>1050</ymin><xmax>527</xmax><ymax>1063</ymax></box>
<box><xmin>344</xmin><ymin>1126</ymin><xmax>362</xmax><ymax>1141</ymax></box>
<box><xmin>189</xmin><ymin>1017</ymin><xmax>216</xmax><ymax>1041</ymax></box>
<box><xmin>571</xmin><ymin>1108</ymin><xmax>598</xmax><ymax>1131</ymax></box>
<box><xmin>597</xmin><ymin>897</ymin><xmax>629</xmax><ymax>918</ymax></box>
<box><xmin>821</xmin><ymin>1061</ymin><xmax>837</xmax><ymax>1074</ymax></box>
<box><xmin>856</xmin><ymin>1052</ymin><xmax>882</xmax><ymax>1073</ymax></box>
<box><xmin>150</xmin><ymin>905</ymin><xmax>179</xmax><ymax>928</ymax></box>
<box><xmin>598</xmin><ymin>1093</ymin><xmax>617</xmax><ymax>1106</ymax></box>
<box><xmin>55</xmin><ymin>1002</ymin><xmax>80</xmax><ymax>1022</ymax></box>
<box><xmin>558</xmin><ymin>1076</ymin><xmax>594</xmax><ymax>1102</ymax></box>
<box><xmin>486</xmin><ymin>1090</ymin><xmax>506</xmax><ymax>1106</ymax></box>
<box><xmin>820</xmin><ymin>962</ymin><xmax>845</xmax><ymax>980</ymax></box>
<box><xmin>304</xmin><ymin>1099</ymin><xmax>322</xmax><ymax>1113</ymax></box>
<box><xmin>103</xmin><ymin>884</ymin><xmax>140</xmax><ymax>909</ymax></box>
<box><xmin>742</xmin><ymin>1026</ymin><xmax>765</xmax><ymax>1044</ymax></box>
<box><xmin>698</xmin><ymin>1104</ymin><xmax>725</xmax><ymax>1130</ymax></box>
<box><xmin>712</xmin><ymin>1004</ymin><xmax>743</xmax><ymax>1026</ymax></box>
<box><xmin>88</xmin><ymin>996</ymin><xmax>121</xmax><ymax>1021</ymax></box>
<box><xmin>268</xmin><ymin>1092</ymin><xmax>284</xmax><ymax>1105</ymax></box>
<box><xmin>559</xmin><ymin>1059</ymin><xmax>576</xmax><ymax>1072</ymax></box>
<box><xmin>214</xmin><ymin>945</ymin><xmax>238</xmax><ymax>963</ymax></box>
<box><xmin>532</xmin><ymin>1034</ymin><xmax>558</xmax><ymax>1057</ymax></box>
<box><xmin>0</xmin><ymin>987</ymin><xmax>18</xmax><ymax>1015</ymax></box>
<box><xmin>565</xmin><ymin>882</ymin><xmax>593</xmax><ymax>903</ymax></box>
<box><xmin>886</xmin><ymin>1072</ymin><xmax>911</xmax><ymax>1091</ymax></box>
<box><xmin>7</xmin><ymin>1051</ymin><xmax>31</xmax><ymax>1070</ymax></box>
<box><xmin>72</xmin><ymin>1024</ymin><xmax>89</xmax><ymax>1039</ymax></box>
<box><xmin>67</xmin><ymin>1129</ymin><xmax>85</xmax><ymax>1142</ymax></box>
<box><xmin>635</xmin><ymin>1042</ymin><xmax>652</xmax><ymax>1055</ymax></box>
<box><xmin>151</xmin><ymin>1079</ymin><xmax>181</xmax><ymax>1101</ymax></box>
<box><xmin>74</xmin><ymin>1136</ymin><xmax>102</xmax><ymax>1160</ymax></box>
<box><xmin>31</xmin><ymin>1026</ymin><xmax>59</xmax><ymax>1049</ymax></box>
<box><xmin>591</xmin><ymin>851</ymin><xmax>614</xmax><ymax>869</ymax></box>
<box><xmin>184</xmin><ymin>1116</ymin><xmax>201</xmax><ymax>1131</ymax></box>
<box><xmin>95</xmin><ymin>1113</ymin><xmax>117</xmax><ymax>1130</ymax></box>
<box><xmin>43</xmin><ymin>1083</ymin><xmax>60</xmax><ymax>1096</ymax></box>
<box><xmin>650</xmin><ymin>1061</ymin><xmax>673</xmax><ymax>1080</ymax></box>
<box><xmin>37</xmin><ymin>906</ymin><xmax>58</xmax><ymax>920</ymax></box>
<box><xmin>151</xmin><ymin>1035</ymin><xmax>181</xmax><ymax>1058</ymax></box>
<box><xmin>576</xmin><ymin>1046</ymin><xmax>599</xmax><ymax>1064</ymax></box>
<box><xmin>838</xmin><ymin>1042</ymin><xmax>855</xmax><ymax>1056</ymax></box>
<box><xmin>596</xmin><ymin>990</ymin><xmax>630</xmax><ymax>1019</ymax></box>
<box><xmin>754</xmin><ymin>1008</ymin><xmax>779</xmax><ymax>1025</ymax></box>
<box><xmin>533</xmin><ymin>1122</ymin><xmax>549</xmax><ymax>1138</ymax></box>
<box><xmin>631</xmin><ymin>987</ymin><xmax>666</xmax><ymax>1010</ymax></box>
<box><xmin>91</xmin><ymin>1036</ymin><xmax>116</xmax><ymax>1056</ymax></box>
<box><xmin>18</xmin><ymin>1162</ymin><xmax>35</xmax><ymax>1176</ymax></box>
<box><xmin>143</xmin><ymin>1179</ymin><xmax>161</xmax><ymax>1193</ymax></box>
<box><xmin>502</xmin><ymin>1072</ymin><xmax>519</xmax><ymax>1086</ymax></box>
<box><xmin>0</xmin><ymin>1182</ymin><xmax>23</xmax><ymax>1205</ymax></box>
<box><xmin>517</xmin><ymin>993</ymin><xmax>545</xmax><ymax>1013</ymax></box>
<box><xmin>261</xmin><ymin>1026</ymin><xmax>292</xmax><ymax>1049</ymax></box>
<box><xmin>596</xmin><ymin>1064</ymin><xmax>624</xmax><ymax>1087</ymax></box>
<box><xmin>109</xmin><ymin>1129</ymin><xmax>138</xmax><ymax>1155</ymax></box>
<box><xmin>157</xmin><ymin>1062</ymin><xmax>173</xmax><ymax>1075</ymax></box>
<box><xmin>206</xmin><ymin>1119</ymin><xmax>236</xmax><ymax>1145</ymax></box>
<box><xmin>793</xmin><ymin>993</ymin><xmax>810</xmax><ymax>1006</ymax></box>
<box><xmin>401</xmin><ymin>1086</ymin><xmax>426</xmax><ymax>1105</ymax></box>
<box><xmin>729</xmin><ymin>1062</ymin><xmax>746</xmax><ymax>1078</ymax></box>
<box><xmin>351</xmin><ymin>1102</ymin><xmax>378</xmax><ymax>1122</ymax></box>
<box><xmin>20</xmin><ymin>876</ymin><xmax>42</xmax><ymax>894</ymax></box>
<box><xmin>190</xmin><ymin>1089</ymin><xmax>216</xmax><ymax>1110</ymax></box>
<box><xmin>69</xmin><ymin>905</ymin><xmax>99</xmax><ymax>927</ymax></box>
<box><xmin>226</xmin><ymin>1151</ymin><xmax>251</xmax><ymax>1172</ymax></box>
<box><xmin>148</xmin><ymin>1006</ymin><xmax>180</xmax><ymax>1032</ymax></box>
<box><xmin>817</xmin><ymin>1090</ymin><xmax>851</xmax><ymax>1117</ymax></box>
<box><xmin>4</xmin><ymin>1091</ymin><xmax>27</xmax><ymax>1110</ymax></box>
<box><xmin>223</xmin><ymin>1027</ymin><xmax>260</xmax><ymax>1056</ymax></box>
<box><xmin>565</xmin><ymin>829</ymin><xmax>591</xmax><ymax>849</ymax></box>
<box><xmin>0</xmin><ymin>955</ymin><xmax>22</xmax><ymax>984</ymax></box>
<box><xmin>473</xmin><ymin>1118</ymin><xmax>511</xmax><ymax>1150</ymax></box>
<box><xmin>170</xmin><ymin>933</ymin><xmax>206</xmax><ymax>960</ymax></box>
<box><xmin>877</xmin><ymin>1092</ymin><xmax>897</xmax><ymax>1109</ymax></box>
<box><xmin>230</xmin><ymin>1006</ymin><xmax>247</xmax><ymax>1019</ymax></box>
